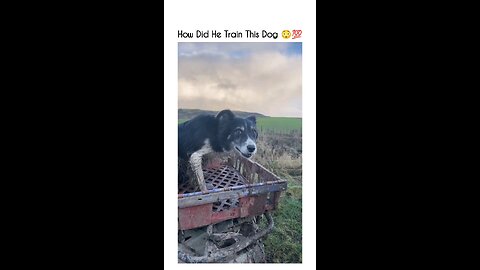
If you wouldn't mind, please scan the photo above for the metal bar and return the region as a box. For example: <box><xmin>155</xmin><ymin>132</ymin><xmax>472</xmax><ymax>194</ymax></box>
<box><xmin>178</xmin><ymin>181</ymin><xmax>287</xmax><ymax>209</ymax></box>
<box><xmin>178</xmin><ymin>179</ymin><xmax>287</xmax><ymax>198</ymax></box>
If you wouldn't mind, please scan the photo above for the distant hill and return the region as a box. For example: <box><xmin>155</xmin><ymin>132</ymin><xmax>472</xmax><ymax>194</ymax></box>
<box><xmin>179</xmin><ymin>109</ymin><xmax>267</xmax><ymax>120</ymax></box>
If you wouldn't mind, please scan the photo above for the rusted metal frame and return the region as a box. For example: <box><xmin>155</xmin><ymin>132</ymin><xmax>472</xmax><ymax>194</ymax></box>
<box><xmin>242</xmin><ymin>159</ymin><xmax>251</xmax><ymax>183</ymax></box>
<box><xmin>272</xmin><ymin>191</ymin><xmax>281</xmax><ymax>209</ymax></box>
<box><xmin>178</xmin><ymin>204</ymin><xmax>214</xmax><ymax>230</ymax></box>
<box><xmin>240</xmin><ymin>194</ymin><xmax>268</xmax><ymax>217</ymax></box>
<box><xmin>252</xmin><ymin>161</ymin><xmax>281</xmax><ymax>181</ymax></box>
<box><xmin>178</xmin><ymin>213</ymin><xmax>274</xmax><ymax>263</ymax></box>
<box><xmin>249</xmin><ymin>164</ymin><xmax>276</xmax><ymax>183</ymax></box>
<box><xmin>178</xmin><ymin>181</ymin><xmax>287</xmax><ymax>208</ymax></box>
<box><xmin>244</xmin><ymin>160</ymin><xmax>258</xmax><ymax>184</ymax></box>
<box><xmin>211</xmin><ymin>208</ymin><xmax>240</xmax><ymax>224</ymax></box>
<box><xmin>178</xmin><ymin>178</ymin><xmax>286</xmax><ymax>198</ymax></box>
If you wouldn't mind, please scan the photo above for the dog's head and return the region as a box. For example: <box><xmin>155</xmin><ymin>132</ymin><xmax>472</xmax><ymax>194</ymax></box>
<box><xmin>216</xmin><ymin>110</ymin><xmax>258</xmax><ymax>158</ymax></box>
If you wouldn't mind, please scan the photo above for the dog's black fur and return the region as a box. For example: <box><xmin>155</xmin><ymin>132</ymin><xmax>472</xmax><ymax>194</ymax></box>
<box><xmin>178</xmin><ymin>110</ymin><xmax>258</xmax><ymax>190</ymax></box>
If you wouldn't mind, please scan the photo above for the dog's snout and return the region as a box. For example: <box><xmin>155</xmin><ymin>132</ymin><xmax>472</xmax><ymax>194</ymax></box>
<box><xmin>247</xmin><ymin>145</ymin><xmax>256</xmax><ymax>153</ymax></box>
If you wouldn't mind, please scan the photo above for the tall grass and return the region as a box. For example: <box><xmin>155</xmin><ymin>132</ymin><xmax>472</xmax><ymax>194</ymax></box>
<box><xmin>254</xmin><ymin>129</ymin><xmax>302</xmax><ymax>263</ymax></box>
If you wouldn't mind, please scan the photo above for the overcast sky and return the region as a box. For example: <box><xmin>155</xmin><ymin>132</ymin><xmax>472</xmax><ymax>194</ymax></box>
<box><xmin>178</xmin><ymin>42</ymin><xmax>302</xmax><ymax>117</ymax></box>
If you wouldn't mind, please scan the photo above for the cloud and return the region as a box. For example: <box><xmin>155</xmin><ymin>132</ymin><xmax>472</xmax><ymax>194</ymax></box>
<box><xmin>178</xmin><ymin>43</ymin><xmax>302</xmax><ymax>117</ymax></box>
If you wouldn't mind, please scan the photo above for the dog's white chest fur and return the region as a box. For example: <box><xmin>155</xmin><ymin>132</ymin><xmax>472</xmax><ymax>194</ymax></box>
<box><xmin>193</xmin><ymin>139</ymin><xmax>214</xmax><ymax>156</ymax></box>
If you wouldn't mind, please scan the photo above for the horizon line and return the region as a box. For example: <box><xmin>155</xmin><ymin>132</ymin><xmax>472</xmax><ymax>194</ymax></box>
<box><xmin>178</xmin><ymin>108</ymin><xmax>302</xmax><ymax>118</ymax></box>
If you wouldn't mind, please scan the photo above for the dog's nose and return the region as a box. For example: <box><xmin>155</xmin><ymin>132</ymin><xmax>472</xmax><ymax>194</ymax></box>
<box><xmin>247</xmin><ymin>145</ymin><xmax>256</xmax><ymax>153</ymax></box>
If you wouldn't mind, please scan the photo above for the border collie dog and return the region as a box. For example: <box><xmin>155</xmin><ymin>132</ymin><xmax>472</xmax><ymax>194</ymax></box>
<box><xmin>178</xmin><ymin>110</ymin><xmax>258</xmax><ymax>192</ymax></box>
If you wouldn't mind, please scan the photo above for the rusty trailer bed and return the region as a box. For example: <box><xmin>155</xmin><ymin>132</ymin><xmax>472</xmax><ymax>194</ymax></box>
<box><xmin>178</xmin><ymin>154</ymin><xmax>287</xmax><ymax>230</ymax></box>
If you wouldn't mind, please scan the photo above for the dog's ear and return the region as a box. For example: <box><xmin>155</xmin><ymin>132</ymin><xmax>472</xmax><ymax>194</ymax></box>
<box><xmin>246</xmin><ymin>115</ymin><xmax>256</xmax><ymax>124</ymax></box>
<box><xmin>216</xmin><ymin>110</ymin><xmax>235</xmax><ymax>124</ymax></box>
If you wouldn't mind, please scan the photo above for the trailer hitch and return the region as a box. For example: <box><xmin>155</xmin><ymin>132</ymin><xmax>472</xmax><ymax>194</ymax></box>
<box><xmin>178</xmin><ymin>212</ymin><xmax>274</xmax><ymax>263</ymax></box>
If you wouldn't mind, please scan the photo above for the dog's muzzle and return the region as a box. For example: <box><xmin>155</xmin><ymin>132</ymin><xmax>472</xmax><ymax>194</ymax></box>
<box><xmin>235</xmin><ymin>146</ymin><xmax>254</xmax><ymax>158</ymax></box>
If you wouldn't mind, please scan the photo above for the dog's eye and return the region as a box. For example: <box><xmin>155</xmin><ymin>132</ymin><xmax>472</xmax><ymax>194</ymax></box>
<box><xmin>234</xmin><ymin>129</ymin><xmax>242</xmax><ymax>136</ymax></box>
<box><xmin>253</xmin><ymin>129</ymin><xmax>258</xmax><ymax>138</ymax></box>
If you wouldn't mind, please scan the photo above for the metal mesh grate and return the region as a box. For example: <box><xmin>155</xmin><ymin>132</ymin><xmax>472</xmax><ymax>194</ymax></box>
<box><xmin>212</xmin><ymin>198</ymin><xmax>239</xmax><ymax>212</ymax></box>
<box><xmin>178</xmin><ymin>165</ymin><xmax>247</xmax><ymax>195</ymax></box>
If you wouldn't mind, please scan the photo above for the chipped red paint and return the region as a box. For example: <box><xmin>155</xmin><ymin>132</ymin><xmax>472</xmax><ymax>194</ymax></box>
<box><xmin>240</xmin><ymin>195</ymin><xmax>268</xmax><ymax>217</ymax></box>
<box><xmin>179</xmin><ymin>194</ymin><xmax>277</xmax><ymax>230</ymax></box>
<box><xmin>211</xmin><ymin>208</ymin><xmax>241</xmax><ymax>224</ymax></box>
<box><xmin>178</xmin><ymin>204</ymin><xmax>212</xmax><ymax>230</ymax></box>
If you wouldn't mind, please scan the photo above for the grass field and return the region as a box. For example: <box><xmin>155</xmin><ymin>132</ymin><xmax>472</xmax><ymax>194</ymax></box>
<box><xmin>179</xmin><ymin>116</ymin><xmax>302</xmax><ymax>133</ymax></box>
<box><xmin>257</xmin><ymin>117</ymin><xmax>301</xmax><ymax>133</ymax></box>
<box><xmin>253</xmin><ymin>122</ymin><xmax>302</xmax><ymax>263</ymax></box>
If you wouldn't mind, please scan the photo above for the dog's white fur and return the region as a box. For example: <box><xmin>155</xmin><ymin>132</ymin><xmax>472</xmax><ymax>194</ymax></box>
<box><xmin>189</xmin><ymin>139</ymin><xmax>213</xmax><ymax>192</ymax></box>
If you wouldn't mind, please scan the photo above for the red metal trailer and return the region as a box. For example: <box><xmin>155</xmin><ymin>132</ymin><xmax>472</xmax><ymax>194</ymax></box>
<box><xmin>178</xmin><ymin>153</ymin><xmax>287</xmax><ymax>263</ymax></box>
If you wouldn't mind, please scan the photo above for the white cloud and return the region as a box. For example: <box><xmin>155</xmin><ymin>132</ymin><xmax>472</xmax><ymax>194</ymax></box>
<box><xmin>178</xmin><ymin>45</ymin><xmax>302</xmax><ymax>117</ymax></box>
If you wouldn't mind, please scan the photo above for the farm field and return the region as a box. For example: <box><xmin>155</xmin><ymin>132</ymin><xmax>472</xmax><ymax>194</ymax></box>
<box><xmin>254</xmin><ymin>125</ymin><xmax>302</xmax><ymax>263</ymax></box>
<box><xmin>256</xmin><ymin>117</ymin><xmax>302</xmax><ymax>133</ymax></box>
<box><xmin>178</xmin><ymin>116</ymin><xmax>301</xmax><ymax>133</ymax></box>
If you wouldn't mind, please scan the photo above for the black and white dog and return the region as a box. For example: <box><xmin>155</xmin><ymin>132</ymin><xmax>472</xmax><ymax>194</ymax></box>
<box><xmin>178</xmin><ymin>109</ymin><xmax>258</xmax><ymax>192</ymax></box>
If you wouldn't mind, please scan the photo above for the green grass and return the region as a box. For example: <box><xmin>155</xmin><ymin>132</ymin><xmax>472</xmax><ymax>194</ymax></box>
<box><xmin>257</xmin><ymin>117</ymin><xmax>302</xmax><ymax>132</ymax></box>
<box><xmin>179</xmin><ymin>117</ymin><xmax>302</xmax><ymax>133</ymax></box>
<box><xmin>263</xmin><ymin>194</ymin><xmax>302</xmax><ymax>263</ymax></box>
<box><xmin>260</xmin><ymin>129</ymin><xmax>302</xmax><ymax>263</ymax></box>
